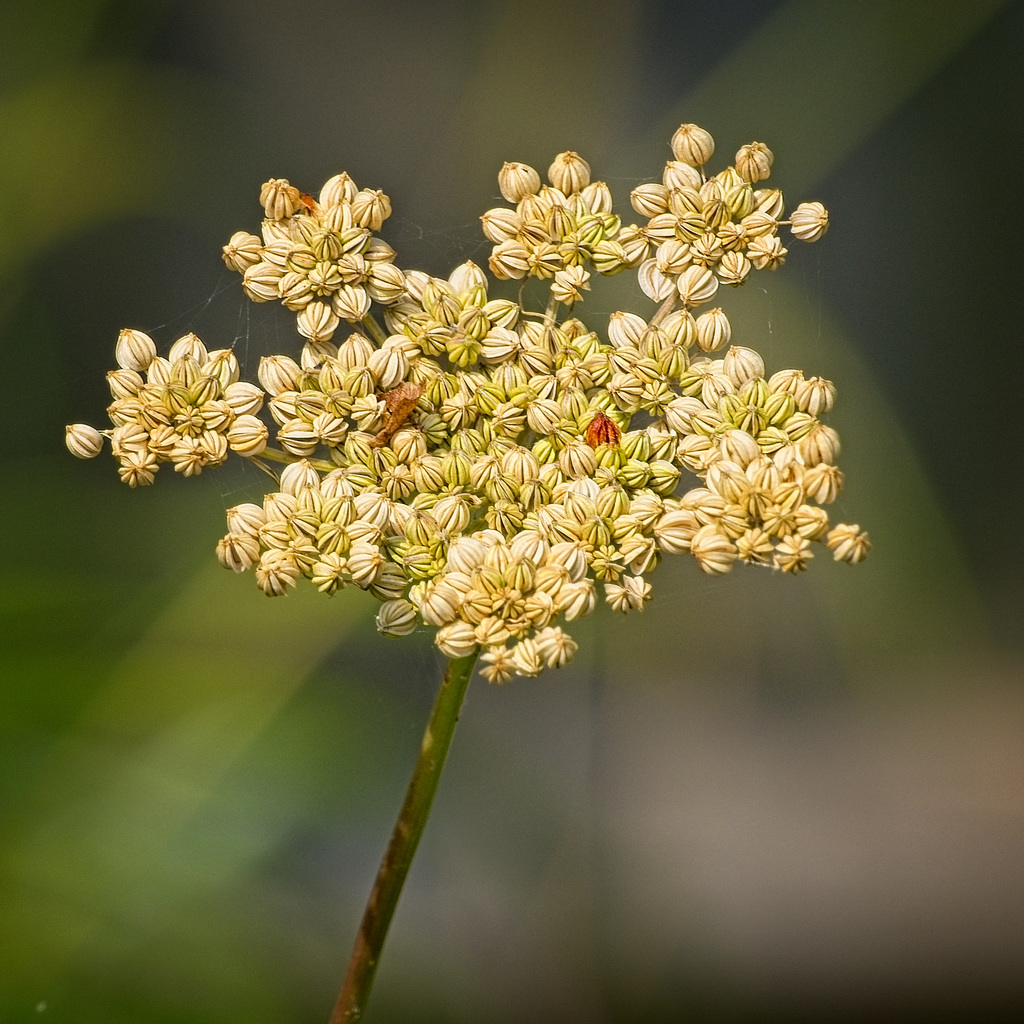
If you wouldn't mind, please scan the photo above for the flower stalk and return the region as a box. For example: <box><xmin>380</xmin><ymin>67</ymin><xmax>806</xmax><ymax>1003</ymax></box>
<box><xmin>329</xmin><ymin>651</ymin><xmax>479</xmax><ymax>1024</ymax></box>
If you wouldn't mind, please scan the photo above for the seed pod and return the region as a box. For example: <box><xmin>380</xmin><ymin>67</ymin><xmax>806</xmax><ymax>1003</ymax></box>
<box><xmin>671</xmin><ymin>123</ymin><xmax>715</xmax><ymax>166</ymax></box>
<box><xmin>735</xmin><ymin>142</ymin><xmax>774</xmax><ymax>183</ymax></box>
<box><xmin>66</xmin><ymin>423</ymin><xmax>104</xmax><ymax>459</ymax></box>
<box><xmin>631</xmin><ymin>182</ymin><xmax>670</xmax><ymax>218</ymax></box>
<box><xmin>676</xmin><ymin>265</ymin><xmax>719</xmax><ymax>307</ymax></box>
<box><xmin>260</xmin><ymin>178</ymin><xmax>302</xmax><ymax>219</ymax></box>
<box><xmin>498</xmin><ymin>161</ymin><xmax>541</xmax><ymax>202</ymax></box>
<box><xmin>548</xmin><ymin>151</ymin><xmax>591</xmax><ymax>194</ymax></box>
<box><xmin>789</xmin><ymin>201</ymin><xmax>829</xmax><ymax>242</ymax></box>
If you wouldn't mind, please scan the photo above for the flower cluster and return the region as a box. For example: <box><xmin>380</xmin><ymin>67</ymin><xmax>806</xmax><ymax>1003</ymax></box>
<box><xmin>222</xmin><ymin>174</ymin><xmax>405</xmax><ymax>343</ymax></box>
<box><xmin>65</xmin><ymin>330</ymin><xmax>265</xmax><ymax>486</ymax></box>
<box><xmin>67</xmin><ymin>124</ymin><xmax>869</xmax><ymax>682</ymax></box>
<box><xmin>480</xmin><ymin>152</ymin><xmax>633</xmax><ymax>304</ymax></box>
<box><xmin>629</xmin><ymin>124</ymin><xmax>828</xmax><ymax>306</ymax></box>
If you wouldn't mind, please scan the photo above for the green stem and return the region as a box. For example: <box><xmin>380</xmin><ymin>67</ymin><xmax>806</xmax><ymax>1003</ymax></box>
<box><xmin>361</xmin><ymin>314</ymin><xmax>390</xmax><ymax>346</ymax></box>
<box><xmin>328</xmin><ymin>651</ymin><xmax>479</xmax><ymax>1024</ymax></box>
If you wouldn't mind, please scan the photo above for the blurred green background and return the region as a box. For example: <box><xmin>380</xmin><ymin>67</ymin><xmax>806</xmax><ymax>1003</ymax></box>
<box><xmin>3</xmin><ymin>1</ymin><xmax>1023</xmax><ymax>1021</ymax></box>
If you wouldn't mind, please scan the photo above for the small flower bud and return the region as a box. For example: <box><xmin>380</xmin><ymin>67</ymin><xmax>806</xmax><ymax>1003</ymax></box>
<box><xmin>676</xmin><ymin>265</ymin><xmax>719</xmax><ymax>307</ymax></box>
<box><xmin>801</xmin><ymin>463</ymin><xmax>844</xmax><ymax>504</ymax></box>
<box><xmin>225</xmin><ymin>503</ymin><xmax>265</xmax><ymax>538</ymax></box>
<box><xmin>217</xmin><ymin>533</ymin><xmax>259</xmax><ymax>572</ymax></box>
<box><xmin>107</xmin><ymin>368</ymin><xmax>144</xmax><ymax>400</ymax></box>
<box><xmin>66</xmin><ymin>423</ymin><xmax>104</xmax><ymax>459</ymax></box>
<box><xmin>653</xmin><ymin>508</ymin><xmax>699</xmax><ymax>554</ymax></box>
<box><xmin>690</xmin><ymin>524</ymin><xmax>738</xmax><ymax>575</ymax></box>
<box><xmin>488</xmin><ymin>240</ymin><xmax>531</xmax><ymax>280</ymax></box>
<box><xmin>663</xmin><ymin>161</ymin><xmax>704</xmax><ymax>191</ymax></box>
<box><xmin>741</xmin><ymin>210</ymin><xmax>778</xmax><ymax>239</ymax></box>
<box><xmin>789</xmin><ymin>201</ymin><xmax>829</xmax><ymax>242</ymax></box>
<box><xmin>797</xmin><ymin>422</ymin><xmax>841</xmax><ymax>466</ymax></box>
<box><xmin>227</xmin><ymin>414</ymin><xmax>268</xmax><ymax>456</ymax></box>
<box><xmin>480</xmin><ymin>207</ymin><xmax>522</xmax><ymax>244</ymax></box>
<box><xmin>723</xmin><ymin>182</ymin><xmax>754</xmax><ymax>219</ymax></box>
<box><xmin>617</xmin><ymin>224</ymin><xmax>651</xmax><ymax>266</ymax></box>
<box><xmin>581</xmin><ymin>181</ymin><xmax>613</xmax><ymax>214</ymax></box>
<box><xmin>606</xmin><ymin>311</ymin><xmax>647</xmax><ymax>349</ymax></box>
<box><xmin>115</xmin><ymin>328</ymin><xmax>157</xmax><ymax>372</ymax></box>
<box><xmin>717</xmin><ymin>250</ymin><xmax>752</xmax><ymax>286</ymax></box>
<box><xmin>376</xmin><ymin>599</ymin><xmax>419</xmax><ymax>636</ymax></box>
<box><xmin>297</xmin><ymin>301</ymin><xmax>341</xmax><ymax>342</ymax></box>
<box><xmin>774</xmin><ymin>533</ymin><xmax>813</xmax><ymax>573</ymax></box>
<box><xmin>221</xmin><ymin>381</ymin><xmax>263</xmax><ymax>417</ymax></box>
<box><xmin>260</xmin><ymin>178</ymin><xmax>302</xmax><ymax>220</ymax></box>
<box><xmin>434</xmin><ymin>620</ymin><xmax>478</xmax><ymax>659</ymax></box>
<box><xmin>258</xmin><ymin>354</ymin><xmax>302</xmax><ymax>395</ymax></box>
<box><xmin>444</xmin><ymin>262</ymin><xmax>485</xmax><ymax>301</ymax></box>
<box><xmin>604</xmin><ymin>574</ymin><xmax>652</xmax><ymax>613</ymax></box>
<box><xmin>630</xmin><ymin>183</ymin><xmax>670</xmax><ymax>218</ymax></box>
<box><xmin>242</xmin><ymin>261</ymin><xmax>282</xmax><ymax>302</ymax></box>
<box><xmin>719</xmin><ymin>428</ymin><xmax>760</xmax><ymax>467</ymax></box>
<box><xmin>277</xmin><ymin>419</ymin><xmax>319</xmax><ymax>457</ymax></box>
<box><xmin>306</xmin><ymin>553</ymin><xmax>346</xmax><ymax>595</ymax></box>
<box><xmin>534</xmin><ymin>626</ymin><xmax>578</xmax><ymax>668</ymax></box>
<box><xmin>558</xmin><ymin>439</ymin><xmax>597</xmax><ymax>479</ymax></box>
<box><xmin>722</xmin><ymin>345</ymin><xmax>765</xmax><ymax>386</ymax></box>
<box><xmin>747</xmin><ymin>234</ymin><xmax>788</xmax><ymax>271</ymax></box>
<box><xmin>754</xmin><ymin>188</ymin><xmax>785</xmax><ymax>218</ymax></box>
<box><xmin>479</xmin><ymin>646</ymin><xmax>515</xmax><ymax>685</ymax></box>
<box><xmin>350</xmin><ymin>188</ymin><xmax>392</xmax><ymax>230</ymax></box>
<box><xmin>794</xmin><ymin>376</ymin><xmax>836</xmax><ymax>416</ymax></box>
<box><xmin>347</xmin><ymin>540</ymin><xmax>384</xmax><ymax>587</ymax></box>
<box><xmin>637</xmin><ymin>259</ymin><xmax>675</xmax><ymax>301</ymax></box>
<box><xmin>432</xmin><ymin>494</ymin><xmax>472</xmax><ymax>534</ymax></box>
<box><xmin>169</xmin><ymin>332</ymin><xmax>208</xmax><ymax>365</ymax></box>
<box><xmin>826</xmin><ymin>524</ymin><xmax>871</xmax><ymax>564</ymax></box>
<box><xmin>255</xmin><ymin>548</ymin><xmax>301</xmax><ymax>595</ymax></box>
<box><xmin>366</xmin><ymin>261</ymin><xmax>407</xmax><ymax>304</ymax></box>
<box><xmin>656</xmin><ymin>239</ymin><xmax>693</xmax><ymax>276</ymax></box>
<box><xmin>735</xmin><ymin>142</ymin><xmax>774</xmax><ymax>183</ymax></box>
<box><xmin>671</xmin><ymin>123</ymin><xmax>715</xmax><ymax>166</ymax></box>
<box><xmin>498</xmin><ymin>161</ymin><xmax>541</xmax><ymax>202</ymax></box>
<box><xmin>548</xmin><ymin>152</ymin><xmax>590</xmax><ymax>194</ymax></box>
<box><xmin>331</xmin><ymin>284</ymin><xmax>372</xmax><ymax>321</ymax></box>
<box><xmin>551</xmin><ymin>265</ymin><xmax>590</xmax><ymax>305</ymax></box>
<box><xmin>222</xmin><ymin>231</ymin><xmax>263</xmax><ymax>273</ymax></box>
<box><xmin>793</xmin><ymin>504</ymin><xmax>830</xmax><ymax>540</ymax></box>
<box><xmin>320</xmin><ymin>172</ymin><xmax>358</xmax><ymax>206</ymax></box>
<box><xmin>694</xmin><ymin>307</ymin><xmax>731</xmax><ymax>352</ymax></box>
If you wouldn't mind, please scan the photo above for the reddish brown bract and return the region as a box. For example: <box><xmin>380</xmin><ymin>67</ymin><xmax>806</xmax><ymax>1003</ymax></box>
<box><xmin>585</xmin><ymin>412</ymin><xmax>620</xmax><ymax>448</ymax></box>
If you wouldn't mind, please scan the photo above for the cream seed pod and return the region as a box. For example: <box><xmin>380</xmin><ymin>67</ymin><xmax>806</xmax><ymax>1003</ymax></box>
<box><xmin>671</xmin><ymin>123</ymin><xmax>715</xmax><ymax>166</ymax></box>
<box><xmin>67</xmin><ymin>123</ymin><xmax>865</xmax><ymax>685</ymax></box>
<box><xmin>498</xmin><ymin>161</ymin><xmax>541</xmax><ymax>202</ymax></box>
<box><xmin>735</xmin><ymin>142</ymin><xmax>774</xmax><ymax>183</ymax></box>
<box><xmin>66</xmin><ymin>423</ymin><xmax>105</xmax><ymax>459</ymax></box>
<box><xmin>789</xmin><ymin>201</ymin><xmax>830</xmax><ymax>242</ymax></box>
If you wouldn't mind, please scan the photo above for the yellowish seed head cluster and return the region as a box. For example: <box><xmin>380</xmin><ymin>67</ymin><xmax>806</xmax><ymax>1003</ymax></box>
<box><xmin>67</xmin><ymin>124</ymin><xmax>868</xmax><ymax>682</ymax></box>
<box><xmin>481</xmin><ymin>151</ymin><xmax>629</xmax><ymax>303</ymax></box>
<box><xmin>66</xmin><ymin>329</ymin><xmax>266</xmax><ymax>486</ymax></box>
<box><xmin>627</xmin><ymin>125</ymin><xmax>828</xmax><ymax>308</ymax></box>
<box><xmin>223</xmin><ymin>172</ymin><xmax>405</xmax><ymax>343</ymax></box>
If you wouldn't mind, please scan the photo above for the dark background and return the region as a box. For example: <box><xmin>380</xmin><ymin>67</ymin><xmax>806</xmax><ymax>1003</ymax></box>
<box><xmin>2</xmin><ymin>1</ymin><xmax>1023</xmax><ymax>1021</ymax></box>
